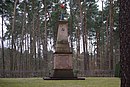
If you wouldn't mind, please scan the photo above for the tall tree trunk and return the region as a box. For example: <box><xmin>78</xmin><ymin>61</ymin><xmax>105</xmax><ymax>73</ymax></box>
<box><xmin>93</xmin><ymin>44</ymin><xmax>96</xmax><ymax>69</ymax></box>
<box><xmin>69</xmin><ymin>0</ymin><xmax>73</xmax><ymax>53</ymax></box>
<box><xmin>96</xmin><ymin>30</ymin><xmax>100</xmax><ymax>69</ymax></box>
<box><xmin>19</xmin><ymin>1</ymin><xmax>26</xmax><ymax>77</ymax></box>
<box><xmin>83</xmin><ymin>4</ymin><xmax>89</xmax><ymax>73</ymax></box>
<box><xmin>109</xmin><ymin>0</ymin><xmax>114</xmax><ymax>70</ymax></box>
<box><xmin>1</xmin><ymin>3</ymin><xmax>5</xmax><ymax>77</ymax></box>
<box><xmin>29</xmin><ymin>0</ymin><xmax>35</xmax><ymax>74</ymax></box>
<box><xmin>10</xmin><ymin>0</ymin><xmax>18</xmax><ymax>76</ymax></box>
<box><xmin>32</xmin><ymin>15</ymin><xmax>37</xmax><ymax>72</ymax></box>
<box><xmin>27</xmin><ymin>34</ymin><xmax>30</xmax><ymax>76</ymax></box>
<box><xmin>79</xmin><ymin>0</ymin><xmax>84</xmax><ymax>74</ymax></box>
<box><xmin>75</xmin><ymin>3</ymin><xmax>81</xmax><ymax>72</ymax></box>
<box><xmin>43</xmin><ymin>0</ymin><xmax>48</xmax><ymax>76</ymax></box>
<box><xmin>36</xmin><ymin>10</ymin><xmax>41</xmax><ymax>71</ymax></box>
<box><xmin>76</xmin><ymin>25</ymin><xmax>80</xmax><ymax>74</ymax></box>
<box><xmin>120</xmin><ymin>0</ymin><xmax>130</xmax><ymax>87</ymax></box>
<box><xmin>105</xmin><ymin>16</ymin><xmax>109</xmax><ymax>70</ymax></box>
<box><xmin>101</xmin><ymin>0</ymin><xmax>105</xmax><ymax>70</ymax></box>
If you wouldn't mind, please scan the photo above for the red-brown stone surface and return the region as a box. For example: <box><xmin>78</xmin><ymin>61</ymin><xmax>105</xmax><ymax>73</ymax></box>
<box><xmin>54</xmin><ymin>54</ymin><xmax>73</xmax><ymax>69</ymax></box>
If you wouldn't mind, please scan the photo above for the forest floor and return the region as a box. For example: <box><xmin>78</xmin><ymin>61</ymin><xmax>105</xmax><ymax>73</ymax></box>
<box><xmin>0</xmin><ymin>77</ymin><xmax>120</xmax><ymax>87</ymax></box>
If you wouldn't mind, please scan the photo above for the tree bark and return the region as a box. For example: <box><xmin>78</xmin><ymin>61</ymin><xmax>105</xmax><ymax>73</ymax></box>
<box><xmin>109</xmin><ymin>0</ymin><xmax>114</xmax><ymax>70</ymax></box>
<box><xmin>96</xmin><ymin>30</ymin><xmax>100</xmax><ymax>69</ymax></box>
<box><xmin>43</xmin><ymin>0</ymin><xmax>48</xmax><ymax>76</ymax></box>
<box><xmin>1</xmin><ymin>3</ymin><xmax>5</xmax><ymax>77</ymax></box>
<box><xmin>10</xmin><ymin>0</ymin><xmax>18</xmax><ymax>76</ymax></box>
<box><xmin>76</xmin><ymin>25</ymin><xmax>80</xmax><ymax>73</ymax></box>
<box><xmin>105</xmin><ymin>16</ymin><xmax>109</xmax><ymax>70</ymax></box>
<box><xmin>83</xmin><ymin>6</ymin><xmax>89</xmax><ymax>72</ymax></box>
<box><xmin>120</xmin><ymin>0</ymin><xmax>130</xmax><ymax>87</ymax></box>
<box><xmin>19</xmin><ymin>1</ymin><xmax>26</xmax><ymax>77</ymax></box>
<box><xmin>69</xmin><ymin>0</ymin><xmax>73</xmax><ymax>53</ymax></box>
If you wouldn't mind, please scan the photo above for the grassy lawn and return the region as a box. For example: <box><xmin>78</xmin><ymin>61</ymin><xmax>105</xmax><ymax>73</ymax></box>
<box><xmin>0</xmin><ymin>77</ymin><xmax>120</xmax><ymax>87</ymax></box>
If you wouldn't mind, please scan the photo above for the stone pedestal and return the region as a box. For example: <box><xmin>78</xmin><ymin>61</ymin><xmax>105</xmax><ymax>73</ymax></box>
<box><xmin>54</xmin><ymin>54</ymin><xmax>73</xmax><ymax>70</ymax></box>
<box><xmin>53</xmin><ymin>53</ymin><xmax>74</xmax><ymax>78</ymax></box>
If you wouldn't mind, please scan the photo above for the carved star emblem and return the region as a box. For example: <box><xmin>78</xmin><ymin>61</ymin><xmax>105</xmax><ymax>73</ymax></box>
<box><xmin>62</xmin><ymin>28</ymin><xmax>65</xmax><ymax>31</ymax></box>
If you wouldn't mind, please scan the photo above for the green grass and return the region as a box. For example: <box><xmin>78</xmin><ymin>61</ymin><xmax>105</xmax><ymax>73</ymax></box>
<box><xmin>0</xmin><ymin>77</ymin><xmax>120</xmax><ymax>87</ymax></box>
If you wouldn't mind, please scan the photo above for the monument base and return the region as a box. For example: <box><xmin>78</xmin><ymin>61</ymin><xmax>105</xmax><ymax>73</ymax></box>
<box><xmin>53</xmin><ymin>69</ymin><xmax>74</xmax><ymax>78</ymax></box>
<box><xmin>43</xmin><ymin>77</ymin><xmax>85</xmax><ymax>80</ymax></box>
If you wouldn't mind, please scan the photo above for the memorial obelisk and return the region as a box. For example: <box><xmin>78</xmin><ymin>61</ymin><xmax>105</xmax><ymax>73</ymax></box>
<box><xmin>52</xmin><ymin>21</ymin><xmax>74</xmax><ymax>78</ymax></box>
<box><xmin>44</xmin><ymin>2</ymin><xmax>85</xmax><ymax>80</ymax></box>
<box><xmin>44</xmin><ymin>20</ymin><xmax>85</xmax><ymax>80</ymax></box>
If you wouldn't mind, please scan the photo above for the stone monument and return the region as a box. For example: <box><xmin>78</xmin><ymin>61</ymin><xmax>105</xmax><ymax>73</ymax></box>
<box><xmin>44</xmin><ymin>20</ymin><xmax>85</xmax><ymax>80</ymax></box>
<box><xmin>53</xmin><ymin>21</ymin><xmax>73</xmax><ymax>78</ymax></box>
